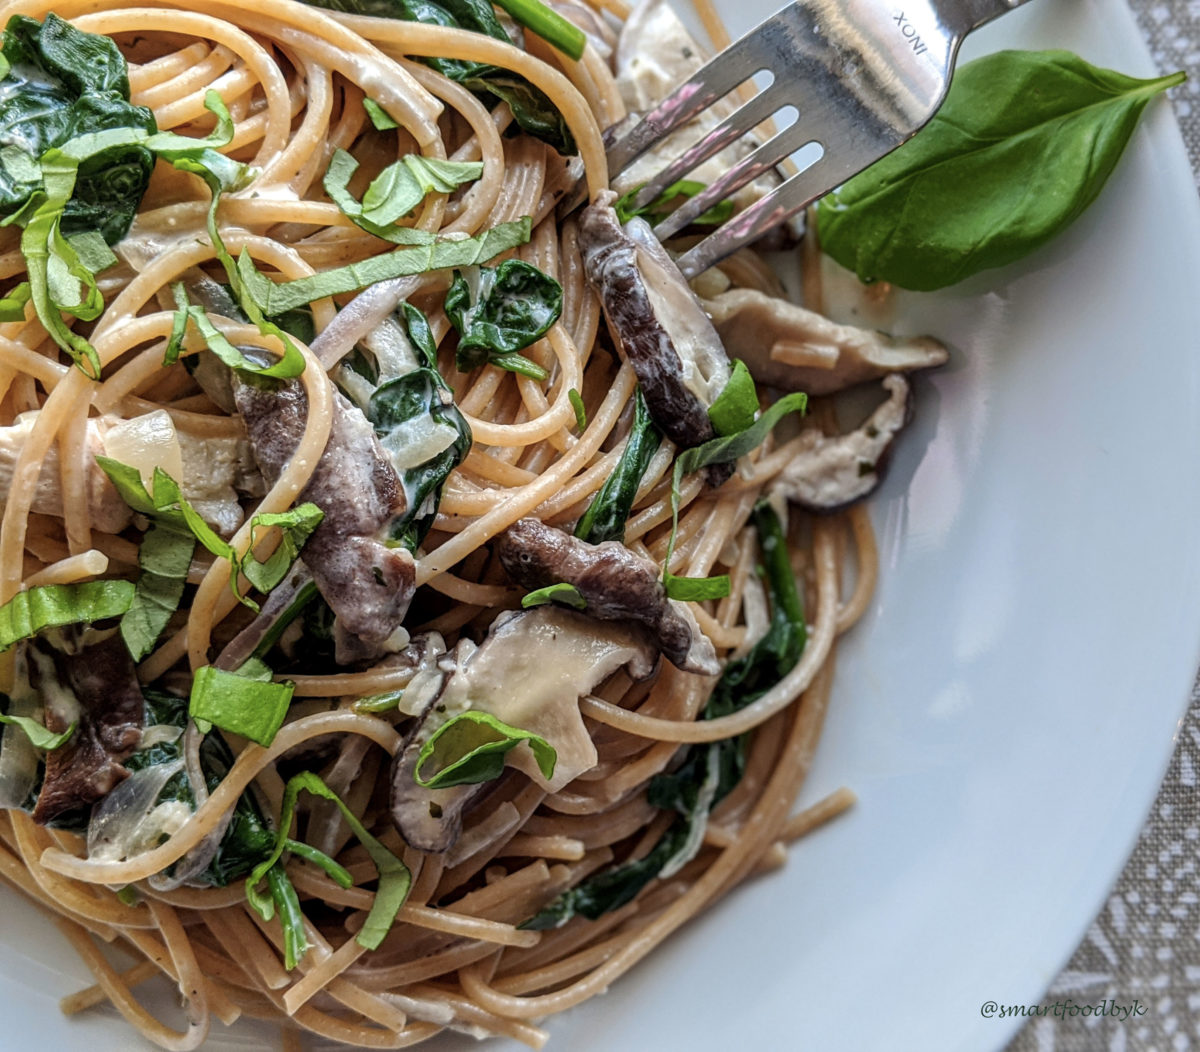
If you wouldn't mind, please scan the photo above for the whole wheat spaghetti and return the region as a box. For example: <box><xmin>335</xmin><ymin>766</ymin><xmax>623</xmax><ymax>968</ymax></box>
<box><xmin>0</xmin><ymin>0</ymin><xmax>919</xmax><ymax>1047</ymax></box>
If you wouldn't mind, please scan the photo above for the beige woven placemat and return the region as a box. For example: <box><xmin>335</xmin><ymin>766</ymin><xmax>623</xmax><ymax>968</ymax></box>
<box><xmin>1007</xmin><ymin>11</ymin><xmax>1200</xmax><ymax>1046</ymax></box>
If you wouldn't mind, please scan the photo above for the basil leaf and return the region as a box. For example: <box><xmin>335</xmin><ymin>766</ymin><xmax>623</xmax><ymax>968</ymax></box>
<box><xmin>0</xmin><ymin>281</ymin><xmax>30</xmax><ymax>321</ymax></box>
<box><xmin>324</xmin><ymin>148</ymin><xmax>482</xmax><ymax>241</ymax></box>
<box><xmin>706</xmin><ymin>360</ymin><xmax>757</xmax><ymax>437</ymax></box>
<box><xmin>266</xmin><ymin>864</ymin><xmax>307</xmax><ymax>969</ymax></box>
<box><xmin>574</xmin><ymin>387</ymin><xmax>662</xmax><ymax>545</ymax></box>
<box><xmin>241</xmin><ymin>504</ymin><xmax>325</xmax><ymax>593</ymax></box>
<box><xmin>167</xmin><ymin>284</ymin><xmax>306</xmax><ymax>379</ymax></box>
<box><xmin>283</xmin><ymin>837</ymin><xmax>353</xmax><ymax>887</ymax></box>
<box><xmin>247</xmin><ymin>771</ymin><xmax>412</xmax><ymax>959</ymax></box>
<box><xmin>0</xmin><ymin>14</ymin><xmax>157</xmax><ymax>245</ymax></box>
<box><xmin>521</xmin><ymin>582</ymin><xmax>586</xmax><ymax>610</ymax></box>
<box><xmin>301</xmin><ymin>0</ymin><xmax>575</xmax><ymax>154</ymax></box>
<box><xmin>817</xmin><ymin>50</ymin><xmax>1186</xmax><ymax>290</ymax></box>
<box><xmin>568</xmin><ymin>388</ymin><xmax>586</xmax><ymax>432</ymax></box>
<box><xmin>0</xmin><ymin>712</ymin><xmax>75</xmax><ymax>750</ymax></box>
<box><xmin>235</xmin><ymin>217</ymin><xmax>532</xmax><ymax>315</ymax></box>
<box><xmin>0</xmin><ymin>580</ymin><xmax>134</xmax><ymax>651</ymax></box>
<box><xmin>188</xmin><ymin>664</ymin><xmax>294</xmax><ymax>746</ymax></box>
<box><xmin>413</xmin><ymin>711</ymin><xmax>557</xmax><ymax>789</ymax></box>
<box><xmin>614</xmin><ymin>178</ymin><xmax>734</xmax><ymax>227</ymax></box>
<box><xmin>353</xmin><ymin>688</ymin><xmax>405</xmax><ymax>714</ymax></box>
<box><xmin>446</xmin><ymin>260</ymin><xmax>561</xmax><ymax>378</ymax></box>
<box><xmin>662</xmin><ymin>574</ymin><xmax>730</xmax><ymax>602</ymax></box>
<box><xmin>363</xmin><ymin>98</ymin><xmax>399</xmax><ymax>130</ymax></box>
<box><xmin>120</xmin><ymin>519</ymin><xmax>194</xmax><ymax>661</ymax></box>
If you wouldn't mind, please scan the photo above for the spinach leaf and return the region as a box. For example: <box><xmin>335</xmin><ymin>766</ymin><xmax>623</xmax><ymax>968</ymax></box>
<box><xmin>0</xmin><ymin>13</ymin><xmax>157</xmax><ymax>245</ymax></box>
<box><xmin>523</xmin><ymin>501</ymin><xmax>804</xmax><ymax>930</ymax></box>
<box><xmin>816</xmin><ymin>50</ymin><xmax>1186</xmax><ymax>290</ymax></box>
<box><xmin>574</xmin><ymin>387</ymin><xmax>661</xmax><ymax>545</ymax></box>
<box><xmin>413</xmin><ymin>710</ymin><xmax>556</xmax><ymax>788</ymax></box>
<box><xmin>706</xmin><ymin>360</ymin><xmax>757</xmax><ymax>437</ymax></box>
<box><xmin>364</xmin><ymin>304</ymin><xmax>472</xmax><ymax>550</ymax></box>
<box><xmin>445</xmin><ymin>260</ymin><xmax>561</xmax><ymax>380</ymax></box>
<box><xmin>125</xmin><ymin>691</ymin><xmax>276</xmax><ymax>888</ymax></box>
<box><xmin>301</xmin><ymin>0</ymin><xmax>575</xmax><ymax>154</ymax></box>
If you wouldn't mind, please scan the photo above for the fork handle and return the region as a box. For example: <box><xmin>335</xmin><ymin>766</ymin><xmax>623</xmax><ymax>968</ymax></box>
<box><xmin>937</xmin><ymin>0</ymin><xmax>1038</xmax><ymax>36</ymax></box>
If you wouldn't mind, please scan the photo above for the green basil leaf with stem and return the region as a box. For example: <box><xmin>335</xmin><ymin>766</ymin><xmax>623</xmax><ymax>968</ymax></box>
<box><xmin>0</xmin><ymin>580</ymin><xmax>134</xmax><ymax>651</ymax></box>
<box><xmin>235</xmin><ymin>217</ymin><xmax>531</xmax><ymax>315</ymax></box>
<box><xmin>446</xmin><ymin>259</ymin><xmax>561</xmax><ymax>378</ymax></box>
<box><xmin>413</xmin><ymin>711</ymin><xmax>557</xmax><ymax>789</ymax></box>
<box><xmin>188</xmin><ymin>664</ymin><xmax>294</xmax><ymax>746</ymax></box>
<box><xmin>246</xmin><ymin>771</ymin><xmax>412</xmax><ymax>956</ymax></box>
<box><xmin>574</xmin><ymin>387</ymin><xmax>662</xmax><ymax>545</ymax></box>
<box><xmin>0</xmin><ymin>712</ymin><xmax>75</xmax><ymax>750</ymax></box>
<box><xmin>521</xmin><ymin>582</ymin><xmax>586</xmax><ymax>610</ymax></box>
<box><xmin>816</xmin><ymin>50</ymin><xmax>1187</xmax><ymax>290</ymax></box>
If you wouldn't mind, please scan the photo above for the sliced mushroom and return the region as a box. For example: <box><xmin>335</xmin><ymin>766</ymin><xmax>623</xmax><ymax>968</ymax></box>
<box><xmin>772</xmin><ymin>374</ymin><xmax>913</xmax><ymax>513</ymax></box>
<box><xmin>496</xmin><ymin>517</ymin><xmax>719</xmax><ymax>675</ymax></box>
<box><xmin>579</xmin><ymin>191</ymin><xmax>732</xmax><ymax>486</ymax></box>
<box><xmin>611</xmin><ymin>0</ymin><xmax>782</xmax><ymax>218</ymax></box>
<box><xmin>704</xmin><ymin>288</ymin><xmax>949</xmax><ymax>396</ymax></box>
<box><xmin>390</xmin><ymin>607</ymin><xmax>658</xmax><ymax>852</ymax></box>
<box><xmin>234</xmin><ymin>378</ymin><xmax>416</xmax><ymax>664</ymax></box>
<box><xmin>30</xmin><ymin>631</ymin><xmax>145</xmax><ymax>825</ymax></box>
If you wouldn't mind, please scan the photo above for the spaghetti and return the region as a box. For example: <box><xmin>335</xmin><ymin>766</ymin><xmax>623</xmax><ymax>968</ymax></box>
<box><xmin>0</xmin><ymin>0</ymin><xmax>889</xmax><ymax>1047</ymax></box>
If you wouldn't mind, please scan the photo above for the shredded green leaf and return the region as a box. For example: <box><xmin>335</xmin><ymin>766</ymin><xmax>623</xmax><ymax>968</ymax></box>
<box><xmin>491</xmin><ymin>0</ymin><xmax>585</xmax><ymax>58</ymax></box>
<box><xmin>521</xmin><ymin>582</ymin><xmax>586</xmax><ymax>610</ymax></box>
<box><xmin>614</xmin><ymin>178</ymin><xmax>735</xmax><ymax>227</ymax></box>
<box><xmin>236</xmin><ymin>218</ymin><xmax>532</xmax><ymax>315</ymax></box>
<box><xmin>247</xmin><ymin>771</ymin><xmax>412</xmax><ymax>964</ymax></box>
<box><xmin>0</xmin><ymin>281</ymin><xmax>30</xmax><ymax>322</ymax></box>
<box><xmin>0</xmin><ymin>711</ymin><xmax>75</xmax><ymax>750</ymax></box>
<box><xmin>663</xmin><ymin>574</ymin><xmax>730</xmax><ymax>602</ymax></box>
<box><xmin>706</xmin><ymin>360</ymin><xmax>757</xmax><ymax>437</ymax></box>
<box><xmin>0</xmin><ymin>580</ymin><xmax>134</xmax><ymax>652</ymax></box>
<box><xmin>188</xmin><ymin>664</ymin><xmax>294</xmax><ymax>746</ymax></box>
<box><xmin>568</xmin><ymin>388</ymin><xmax>587</xmax><ymax>432</ymax></box>
<box><xmin>413</xmin><ymin>711</ymin><xmax>556</xmax><ymax>789</ymax></box>
<box><xmin>363</xmin><ymin>98</ymin><xmax>399</xmax><ymax>130</ymax></box>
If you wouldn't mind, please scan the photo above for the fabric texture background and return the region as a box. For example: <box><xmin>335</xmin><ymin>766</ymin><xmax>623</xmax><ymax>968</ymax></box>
<box><xmin>1007</xmin><ymin>7</ymin><xmax>1199</xmax><ymax>1048</ymax></box>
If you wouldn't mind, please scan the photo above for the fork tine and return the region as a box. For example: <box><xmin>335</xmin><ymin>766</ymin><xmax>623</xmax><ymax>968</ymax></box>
<box><xmin>673</xmin><ymin>147</ymin><xmax>878</xmax><ymax>278</ymax></box>
<box><xmin>624</xmin><ymin>81</ymin><xmax>789</xmax><ymax>213</ymax></box>
<box><xmin>651</xmin><ymin>117</ymin><xmax>813</xmax><ymax>241</ymax></box>
<box><xmin>604</xmin><ymin>25</ymin><xmax>777</xmax><ymax>176</ymax></box>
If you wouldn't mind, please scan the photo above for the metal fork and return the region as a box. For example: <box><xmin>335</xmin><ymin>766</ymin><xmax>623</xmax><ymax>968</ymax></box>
<box><xmin>608</xmin><ymin>0</ymin><xmax>1035</xmax><ymax>277</ymax></box>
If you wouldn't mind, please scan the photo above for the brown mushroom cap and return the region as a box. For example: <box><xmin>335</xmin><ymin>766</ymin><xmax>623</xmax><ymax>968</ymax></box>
<box><xmin>496</xmin><ymin>517</ymin><xmax>719</xmax><ymax>676</ymax></box>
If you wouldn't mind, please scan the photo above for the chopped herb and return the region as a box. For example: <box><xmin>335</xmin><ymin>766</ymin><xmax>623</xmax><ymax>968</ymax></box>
<box><xmin>413</xmin><ymin>711</ymin><xmax>557</xmax><ymax>789</ymax></box>
<box><xmin>0</xmin><ymin>580</ymin><xmax>134</xmax><ymax>652</ymax></box>
<box><xmin>363</xmin><ymin>97</ymin><xmax>399</xmax><ymax>130</ymax></box>
<box><xmin>568</xmin><ymin>387</ymin><xmax>587</xmax><ymax>432</ymax></box>
<box><xmin>188</xmin><ymin>664</ymin><xmax>294</xmax><ymax>746</ymax></box>
<box><xmin>0</xmin><ymin>710</ymin><xmax>75</xmax><ymax>750</ymax></box>
<box><xmin>614</xmin><ymin>178</ymin><xmax>735</xmax><ymax>227</ymax></box>
<box><xmin>522</xmin><ymin>582</ymin><xmax>586</xmax><ymax>610</ymax></box>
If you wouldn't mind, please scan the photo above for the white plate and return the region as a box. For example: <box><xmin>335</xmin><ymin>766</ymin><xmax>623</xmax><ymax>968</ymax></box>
<box><xmin>3</xmin><ymin>0</ymin><xmax>1199</xmax><ymax>1049</ymax></box>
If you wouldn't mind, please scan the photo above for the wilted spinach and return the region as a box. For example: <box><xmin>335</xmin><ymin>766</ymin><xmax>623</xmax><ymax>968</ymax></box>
<box><xmin>127</xmin><ymin>691</ymin><xmax>275</xmax><ymax>886</ymax></box>
<box><xmin>300</xmin><ymin>0</ymin><xmax>575</xmax><ymax>154</ymax></box>
<box><xmin>817</xmin><ymin>50</ymin><xmax>1186</xmax><ymax>290</ymax></box>
<box><xmin>523</xmin><ymin>501</ymin><xmax>805</xmax><ymax>929</ymax></box>
<box><xmin>355</xmin><ymin>304</ymin><xmax>472</xmax><ymax>551</ymax></box>
<box><xmin>574</xmin><ymin>387</ymin><xmax>661</xmax><ymax>545</ymax></box>
<box><xmin>0</xmin><ymin>13</ymin><xmax>156</xmax><ymax>245</ymax></box>
<box><xmin>446</xmin><ymin>260</ymin><xmax>562</xmax><ymax>380</ymax></box>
